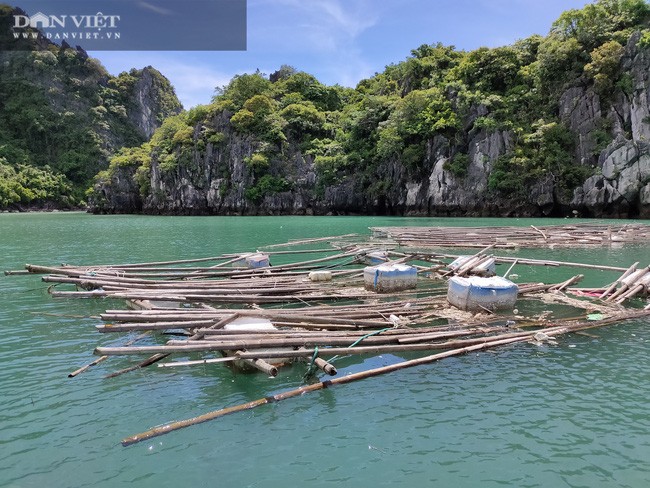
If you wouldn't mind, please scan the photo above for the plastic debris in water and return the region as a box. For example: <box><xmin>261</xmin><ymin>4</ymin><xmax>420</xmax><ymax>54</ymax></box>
<box><xmin>534</xmin><ymin>331</ymin><xmax>551</xmax><ymax>342</ymax></box>
<box><xmin>532</xmin><ymin>331</ymin><xmax>558</xmax><ymax>346</ymax></box>
<box><xmin>587</xmin><ymin>313</ymin><xmax>604</xmax><ymax>321</ymax></box>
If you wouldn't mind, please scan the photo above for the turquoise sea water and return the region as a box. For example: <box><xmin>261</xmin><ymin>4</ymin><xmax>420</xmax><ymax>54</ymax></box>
<box><xmin>0</xmin><ymin>213</ymin><xmax>649</xmax><ymax>488</ymax></box>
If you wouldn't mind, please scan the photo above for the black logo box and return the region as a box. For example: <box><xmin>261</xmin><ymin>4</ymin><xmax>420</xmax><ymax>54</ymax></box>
<box><xmin>2</xmin><ymin>0</ymin><xmax>247</xmax><ymax>51</ymax></box>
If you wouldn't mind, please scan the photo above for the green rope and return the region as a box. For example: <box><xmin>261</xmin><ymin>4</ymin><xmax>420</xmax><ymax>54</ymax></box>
<box><xmin>329</xmin><ymin>327</ymin><xmax>393</xmax><ymax>363</ymax></box>
<box><xmin>303</xmin><ymin>327</ymin><xmax>395</xmax><ymax>381</ymax></box>
<box><xmin>302</xmin><ymin>346</ymin><xmax>320</xmax><ymax>381</ymax></box>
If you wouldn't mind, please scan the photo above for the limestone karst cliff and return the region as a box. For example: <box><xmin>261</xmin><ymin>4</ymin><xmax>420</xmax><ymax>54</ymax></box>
<box><xmin>0</xmin><ymin>5</ymin><xmax>182</xmax><ymax>209</ymax></box>
<box><xmin>88</xmin><ymin>0</ymin><xmax>650</xmax><ymax>217</ymax></box>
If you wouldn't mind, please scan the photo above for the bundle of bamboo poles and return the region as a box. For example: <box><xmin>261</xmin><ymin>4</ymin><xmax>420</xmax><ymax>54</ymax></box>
<box><xmin>5</xmin><ymin>232</ymin><xmax>647</xmax><ymax>382</ymax></box>
<box><xmin>4</xmin><ymin>229</ymin><xmax>650</xmax><ymax>448</ymax></box>
<box><xmin>369</xmin><ymin>223</ymin><xmax>650</xmax><ymax>249</ymax></box>
<box><xmin>38</xmin><ymin>267</ymin><xmax>445</xmax><ymax>305</ymax></box>
<box><xmin>20</xmin><ymin>247</ymin><xmax>364</xmax><ymax>280</ymax></box>
<box><xmin>119</xmin><ymin>306</ymin><xmax>650</xmax><ymax>446</ymax></box>
<box><xmin>599</xmin><ymin>263</ymin><xmax>650</xmax><ymax>304</ymax></box>
<box><xmin>84</xmin><ymin>274</ymin><xmax>615</xmax><ymax>378</ymax></box>
<box><xmin>15</xmin><ymin>245</ymin><xmax>462</xmax><ymax>306</ymax></box>
<box><xmin>85</xmin><ymin>296</ymin><xmax>450</xmax><ymax>377</ymax></box>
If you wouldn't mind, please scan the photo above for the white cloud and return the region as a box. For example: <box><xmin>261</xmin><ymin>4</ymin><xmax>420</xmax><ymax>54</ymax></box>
<box><xmin>249</xmin><ymin>0</ymin><xmax>379</xmax><ymax>85</ymax></box>
<box><xmin>249</xmin><ymin>0</ymin><xmax>378</xmax><ymax>52</ymax></box>
<box><xmin>256</xmin><ymin>0</ymin><xmax>377</xmax><ymax>41</ymax></box>
<box><xmin>160</xmin><ymin>62</ymin><xmax>233</xmax><ymax>108</ymax></box>
<box><xmin>91</xmin><ymin>0</ymin><xmax>385</xmax><ymax>106</ymax></box>
<box><xmin>92</xmin><ymin>52</ymin><xmax>236</xmax><ymax>108</ymax></box>
<box><xmin>310</xmin><ymin>0</ymin><xmax>377</xmax><ymax>38</ymax></box>
<box><xmin>137</xmin><ymin>1</ymin><xmax>174</xmax><ymax>16</ymax></box>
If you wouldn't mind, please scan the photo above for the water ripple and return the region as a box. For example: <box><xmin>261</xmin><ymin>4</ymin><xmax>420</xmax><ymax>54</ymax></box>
<box><xmin>1</xmin><ymin>214</ymin><xmax>650</xmax><ymax>487</ymax></box>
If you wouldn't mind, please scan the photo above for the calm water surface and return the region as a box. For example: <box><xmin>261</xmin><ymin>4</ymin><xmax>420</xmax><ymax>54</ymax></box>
<box><xmin>0</xmin><ymin>213</ymin><xmax>649</xmax><ymax>487</ymax></box>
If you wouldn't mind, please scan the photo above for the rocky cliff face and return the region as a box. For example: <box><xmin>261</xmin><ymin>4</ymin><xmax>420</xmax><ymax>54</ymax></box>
<box><xmin>398</xmin><ymin>130</ymin><xmax>515</xmax><ymax>216</ymax></box>
<box><xmin>127</xmin><ymin>67</ymin><xmax>182</xmax><ymax>140</ymax></box>
<box><xmin>144</xmin><ymin>111</ymin><xmax>321</xmax><ymax>215</ymax></box>
<box><xmin>93</xmin><ymin>34</ymin><xmax>650</xmax><ymax>218</ymax></box>
<box><xmin>0</xmin><ymin>10</ymin><xmax>182</xmax><ymax>206</ymax></box>
<box><xmin>570</xmin><ymin>33</ymin><xmax>650</xmax><ymax>218</ymax></box>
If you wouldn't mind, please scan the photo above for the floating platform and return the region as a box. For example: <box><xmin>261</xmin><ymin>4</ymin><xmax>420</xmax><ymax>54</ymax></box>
<box><xmin>236</xmin><ymin>253</ymin><xmax>270</xmax><ymax>268</ymax></box>
<box><xmin>370</xmin><ymin>223</ymin><xmax>650</xmax><ymax>249</ymax></box>
<box><xmin>363</xmin><ymin>263</ymin><xmax>417</xmax><ymax>292</ymax></box>
<box><xmin>447</xmin><ymin>276</ymin><xmax>518</xmax><ymax>312</ymax></box>
<box><xmin>5</xmin><ymin>229</ymin><xmax>650</xmax><ymax>446</ymax></box>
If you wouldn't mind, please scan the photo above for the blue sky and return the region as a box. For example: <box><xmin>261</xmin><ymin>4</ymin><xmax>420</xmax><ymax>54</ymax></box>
<box><xmin>91</xmin><ymin>0</ymin><xmax>590</xmax><ymax>108</ymax></box>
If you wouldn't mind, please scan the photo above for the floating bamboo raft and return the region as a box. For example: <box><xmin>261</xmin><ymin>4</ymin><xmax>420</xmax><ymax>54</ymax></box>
<box><xmin>120</xmin><ymin>307</ymin><xmax>650</xmax><ymax>446</ymax></box>
<box><xmin>370</xmin><ymin>223</ymin><xmax>650</xmax><ymax>249</ymax></box>
<box><xmin>5</xmin><ymin>226</ymin><xmax>650</xmax><ymax>446</ymax></box>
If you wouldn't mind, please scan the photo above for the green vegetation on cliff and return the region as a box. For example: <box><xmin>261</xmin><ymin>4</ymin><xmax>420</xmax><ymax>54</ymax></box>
<box><xmin>0</xmin><ymin>4</ymin><xmax>181</xmax><ymax>210</ymax></box>
<box><xmin>95</xmin><ymin>0</ymin><xmax>650</xmax><ymax>216</ymax></box>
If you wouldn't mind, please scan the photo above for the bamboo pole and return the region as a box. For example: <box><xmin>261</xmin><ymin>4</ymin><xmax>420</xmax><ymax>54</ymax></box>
<box><xmin>548</xmin><ymin>274</ymin><xmax>584</xmax><ymax>291</ymax></box>
<box><xmin>614</xmin><ymin>273</ymin><xmax>650</xmax><ymax>303</ymax></box>
<box><xmin>188</xmin><ymin>314</ymin><xmax>240</xmax><ymax>340</ymax></box>
<box><xmin>459</xmin><ymin>255</ymin><xmax>495</xmax><ymax>277</ymax></box>
<box><xmin>66</xmin><ymin>291</ymin><xmax>376</xmax><ymax>305</ymax></box>
<box><xmin>72</xmin><ymin>255</ymin><xmax>234</xmax><ymax>269</ymax></box>
<box><xmin>443</xmin><ymin>244</ymin><xmax>495</xmax><ymax>277</ymax></box>
<box><xmin>438</xmin><ymin>254</ymin><xmax>628</xmax><ymax>273</ymax></box>
<box><xmin>119</xmin><ymin>335</ymin><xmax>528</xmax><ymax>446</ymax></box>
<box><xmin>105</xmin><ymin>353</ymin><xmax>169</xmax><ymax>379</ymax></box>
<box><xmin>530</xmin><ymin>225</ymin><xmax>548</xmax><ymax>240</ymax></box>
<box><xmin>313</xmin><ymin>357</ymin><xmax>337</xmax><ymax>375</ymax></box>
<box><xmin>26</xmin><ymin>264</ymin><xmax>88</xmax><ymax>276</ymax></box>
<box><xmin>157</xmin><ymin>357</ymin><xmax>239</xmax><ymax>368</ymax></box>
<box><xmin>503</xmin><ymin>259</ymin><xmax>518</xmax><ymax>278</ymax></box>
<box><xmin>51</xmin><ymin>284</ymin><xmax>318</xmax><ymax>297</ymax></box>
<box><xmin>69</xmin><ymin>356</ymin><xmax>108</xmax><ymax>377</ymax></box>
<box><xmin>95</xmin><ymin>329</ymin><xmax>541</xmax><ymax>357</ymax></box>
<box><xmin>261</xmin><ymin>233</ymin><xmax>359</xmax><ymax>249</ymax></box>
<box><xmin>295</xmin><ymin>347</ymin><xmax>338</xmax><ymax>375</ymax></box>
<box><xmin>104</xmin><ymin>314</ymin><xmax>241</xmax><ymax>378</ymax></box>
<box><xmin>615</xmin><ymin>284</ymin><xmax>645</xmax><ymax>303</ymax></box>
<box><xmin>98</xmin><ymin>299</ymin><xmax>433</xmax><ymax>318</ymax></box>
<box><xmin>120</xmin><ymin>310</ymin><xmax>650</xmax><ymax>446</ymax></box>
<box><xmin>606</xmin><ymin>267</ymin><xmax>650</xmax><ymax>301</ymax></box>
<box><xmin>262</xmin><ymin>251</ymin><xmax>358</xmax><ymax>270</ymax></box>
<box><xmin>236</xmin><ymin>352</ymin><xmax>279</xmax><ymax>377</ymax></box>
<box><xmin>599</xmin><ymin>262</ymin><xmax>638</xmax><ymax>299</ymax></box>
<box><xmin>69</xmin><ymin>331</ymin><xmax>153</xmax><ymax>377</ymax></box>
<box><xmin>43</xmin><ymin>272</ymin><xmax>307</xmax><ymax>287</ymax></box>
<box><xmin>258</xmin><ymin>248</ymin><xmax>342</xmax><ymax>256</ymax></box>
<box><xmin>183</xmin><ymin>255</ymin><xmax>250</xmax><ymax>277</ymax></box>
<box><xmin>100</xmin><ymin>300</ymin><xmax>433</xmax><ymax>317</ymax></box>
<box><xmin>455</xmin><ymin>255</ymin><xmax>484</xmax><ymax>276</ymax></box>
<box><xmin>162</xmin><ymin>327</ymin><xmax>494</xmax><ymax>350</ymax></box>
<box><xmin>96</xmin><ymin>319</ymin><xmax>221</xmax><ymax>333</ymax></box>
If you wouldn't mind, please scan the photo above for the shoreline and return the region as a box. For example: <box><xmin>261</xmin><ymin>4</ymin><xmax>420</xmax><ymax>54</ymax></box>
<box><xmin>0</xmin><ymin>200</ymin><xmax>88</xmax><ymax>214</ymax></box>
<box><xmin>0</xmin><ymin>207</ymin><xmax>88</xmax><ymax>214</ymax></box>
